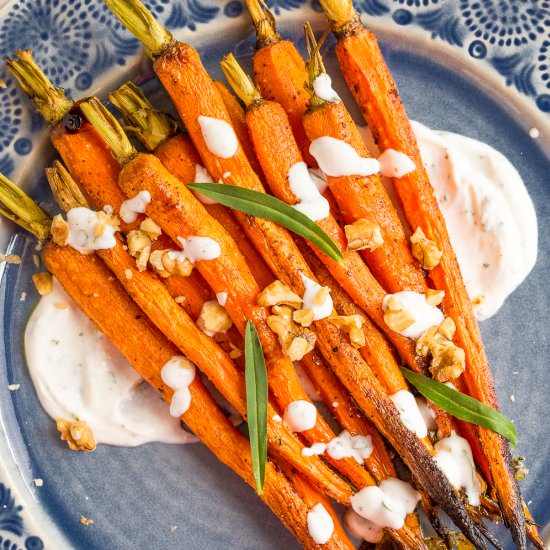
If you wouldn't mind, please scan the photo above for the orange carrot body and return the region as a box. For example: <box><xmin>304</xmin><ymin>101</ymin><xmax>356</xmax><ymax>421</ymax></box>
<box><xmin>253</xmin><ymin>39</ymin><xmax>314</xmax><ymax>165</ymax></box>
<box><xmin>333</xmin><ymin>23</ymin><xmax>526</xmax><ymax>544</ymax></box>
<box><xmin>42</xmin><ymin>242</ymin><xmax>349</xmax><ymax>549</ymax></box>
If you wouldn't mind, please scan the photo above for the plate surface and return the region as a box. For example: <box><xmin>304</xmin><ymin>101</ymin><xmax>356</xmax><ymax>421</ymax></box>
<box><xmin>0</xmin><ymin>1</ymin><xmax>549</xmax><ymax>549</ymax></box>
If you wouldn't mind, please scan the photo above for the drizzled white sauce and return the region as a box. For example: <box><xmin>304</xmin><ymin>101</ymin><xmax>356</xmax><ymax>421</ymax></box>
<box><xmin>377</xmin><ymin>149</ymin><xmax>416</xmax><ymax>178</ymax></box>
<box><xmin>284</xmin><ymin>400</ymin><xmax>317</xmax><ymax>432</ymax></box>
<box><xmin>312</xmin><ymin>73</ymin><xmax>341</xmax><ymax>103</ymax></box>
<box><xmin>382</xmin><ymin>291</ymin><xmax>444</xmax><ymax>339</ymax></box>
<box><xmin>350</xmin><ymin>478</ymin><xmax>420</xmax><ymax>531</ymax></box>
<box><xmin>434</xmin><ymin>431</ymin><xmax>482</xmax><ymax>506</ymax></box>
<box><xmin>344</xmin><ymin>510</ymin><xmax>383</xmax><ymax>543</ymax></box>
<box><xmin>120</xmin><ymin>191</ymin><xmax>151</xmax><ymax>223</ymax></box>
<box><xmin>416</xmin><ymin>397</ymin><xmax>437</xmax><ymax>431</ymax></box>
<box><xmin>301</xmin><ymin>274</ymin><xmax>333</xmax><ymax>321</ymax></box>
<box><xmin>160</xmin><ymin>356</ymin><xmax>196</xmax><ymax>417</ymax></box>
<box><xmin>412</xmin><ymin>121</ymin><xmax>538</xmax><ymax>320</ymax></box>
<box><xmin>309</xmin><ymin>137</ymin><xmax>380</xmax><ymax>177</ymax></box>
<box><xmin>302</xmin><ymin>442</ymin><xmax>327</xmax><ymax>457</ymax></box>
<box><xmin>307</xmin><ymin>503</ymin><xmax>334</xmax><ymax>544</ymax></box>
<box><xmin>308</xmin><ymin>168</ymin><xmax>328</xmax><ymax>194</ymax></box>
<box><xmin>24</xmin><ymin>280</ymin><xmax>196</xmax><ymax>446</ymax></box>
<box><xmin>389</xmin><ymin>390</ymin><xmax>428</xmax><ymax>438</ymax></box>
<box><xmin>176</xmin><ymin>236</ymin><xmax>221</xmax><ymax>263</ymax></box>
<box><xmin>216</xmin><ymin>292</ymin><xmax>228</xmax><ymax>307</ymax></box>
<box><xmin>193</xmin><ymin>165</ymin><xmax>218</xmax><ymax>205</ymax></box>
<box><xmin>326</xmin><ymin>431</ymin><xmax>373</xmax><ymax>464</ymax></box>
<box><xmin>66</xmin><ymin>207</ymin><xmax>117</xmax><ymax>254</ymax></box>
<box><xmin>198</xmin><ymin>115</ymin><xmax>239</xmax><ymax>159</ymax></box>
<box><xmin>288</xmin><ymin>161</ymin><xmax>330</xmax><ymax>221</ymax></box>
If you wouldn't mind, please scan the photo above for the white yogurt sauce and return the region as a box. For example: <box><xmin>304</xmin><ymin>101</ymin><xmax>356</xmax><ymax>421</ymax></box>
<box><xmin>301</xmin><ymin>274</ymin><xmax>333</xmax><ymax>321</ymax></box>
<box><xmin>284</xmin><ymin>400</ymin><xmax>317</xmax><ymax>432</ymax></box>
<box><xmin>302</xmin><ymin>442</ymin><xmax>327</xmax><ymax>457</ymax></box>
<box><xmin>65</xmin><ymin>207</ymin><xmax>117</xmax><ymax>254</ymax></box>
<box><xmin>411</xmin><ymin>121</ymin><xmax>538</xmax><ymax>320</ymax></box>
<box><xmin>326</xmin><ymin>431</ymin><xmax>373</xmax><ymax>464</ymax></box>
<box><xmin>344</xmin><ymin>510</ymin><xmax>383</xmax><ymax>543</ymax></box>
<box><xmin>160</xmin><ymin>356</ymin><xmax>196</xmax><ymax>418</ymax></box>
<box><xmin>198</xmin><ymin>115</ymin><xmax>239</xmax><ymax>159</ymax></box>
<box><xmin>176</xmin><ymin>236</ymin><xmax>221</xmax><ymax>263</ymax></box>
<box><xmin>120</xmin><ymin>190</ymin><xmax>151</xmax><ymax>223</ymax></box>
<box><xmin>383</xmin><ymin>291</ymin><xmax>444</xmax><ymax>339</ymax></box>
<box><xmin>288</xmin><ymin>161</ymin><xmax>330</xmax><ymax>221</ymax></box>
<box><xmin>350</xmin><ymin>478</ymin><xmax>420</xmax><ymax>531</ymax></box>
<box><xmin>377</xmin><ymin>149</ymin><xmax>416</xmax><ymax>178</ymax></box>
<box><xmin>24</xmin><ymin>280</ymin><xmax>196</xmax><ymax>446</ymax></box>
<box><xmin>434</xmin><ymin>431</ymin><xmax>482</xmax><ymax>506</ymax></box>
<box><xmin>308</xmin><ymin>168</ymin><xmax>328</xmax><ymax>194</ymax></box>
<box><xmin>416</xmin><ymin>397</ymin><xmax>437</xmax><ymax>431</ymax></box>
<box><xmin>309</xmin><ymin>136</ymin><xmax>380</xmax><ymax>177</ymax></box>
<box><xmin>307</xmin><ymin>503</ymin><xmax>334</xmax><ymax>544</ymax></box>
<box><xmin>389</xmin><ymin>390</ymin><xmax>428</xmax><ymax>438</ymax></box>
<box><xmin>312</xmin><ymin>73</ymin><xmax>341</xmax><ymax>103</ymax></box>
<box><xmin>193</xmin><ymin>164</ymin><xmax>218</xmax><ymax>204</ymax></box>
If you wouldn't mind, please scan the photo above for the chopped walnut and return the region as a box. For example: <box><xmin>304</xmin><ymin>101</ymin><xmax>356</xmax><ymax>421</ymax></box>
<box><xmin>197</xmin><ymin>301</ymin><xmax>232</xmax><ymax>335</ymax></box>
<box><xmin>257</xmin><ymin>280</ymin><xmax>302</xmax><ymax>308</ymax></box>
<box><xmin>426</xmin><ymin>288</ymin><xmax>445</xmax><ymax>306</ymax></box>
<box><xmin>32</xmin><ymin>272</ymin><xmax>53</xmax><ymax>296</ymax></box>
<box><xmin>314</xmin><ymin>286</ymin><xmax>330</xmax><ymax>307</ymax></box>
<box><xmin>139</xmin><ymin>217</ymin><xmax>162</xmax><ymax>240</ymax></box>
<box><xmin>383</xmin><ymin>296</ymin><xmax>415</xmax><ymax>333</ymax></box>
<box><xmin>124</xmin><ymin>269</ymin><xmax>133</xmax><ymax>280</ymax></box>
<box><xmin>229</xmin><ymin>345</ymin><xmax>242</xmax><ymax>359</ymax></box>
<box><xmin>331</xmin><ymin>314</ymin><xmax>366</xmax><ymax>348</ymax></box>
<box><xmin>127</xmin><ymin>230</ymin><xmax>152</xmax><ymax>272</ymax></box>
<box><xmin>93</xmin><ymin>210</ymin><xmax>120</xmax><ymax>238</ymax></box>
<box><xmin>416</xmin><ymin>318</ymin><xmax>465</xmax><ymax>382</ymax></box>
<box><xmin>410</xmin><ymin>227</ymin><xmax>442</xmax><ymax>270</ymax></box>
<box><xmin>80</xmin><ymin>516</ymin><xmax>94</xmax><ymax>526</ymax></box>
<box><xmin>51</xmin><ymin>215</ymin><xmax>69</xmax><ymax>246</ymax></box>
<box><xmin>472</xmin><ymin>294</ymin><xmax>486</xmax><ymax>308</ymax></box>
<box><xmin>293</xmin><ymin>308</ymin><xmax>314</xmax><ymax>327</ymax></box>
<box><xmin>0</xmin><ymin>252</ymin><xmax>22</xmax><ymax>264</ymax></box>
<box><xmin>272</xmin><ymin>304</ymin><xmax>294</xmax><ymax>318</ymax></box>
<box><xmin>266</xmin><ymin>313</ymin><xmax>316</xmax><ymax>361</ymax></box>
<box><xmin>56</xmin><ymin>419</ymin><xmax>96</xmax><ymax>452</ymax></box>
<box><xmin>149</xmin><ymin>249</ymin><xmax>193</xmax><ymax>278</ymax></box>
<box><xmin>344</xmin><ymin>219</ymin><xmax>384</xmax><ymax>251</ymax></box>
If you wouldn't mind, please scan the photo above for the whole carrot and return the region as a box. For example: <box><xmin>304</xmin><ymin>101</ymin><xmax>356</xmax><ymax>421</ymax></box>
<box><xmin>319</xmin><ymin>1</ymin><xmax>533</xmax><ymax>546</ymax></box>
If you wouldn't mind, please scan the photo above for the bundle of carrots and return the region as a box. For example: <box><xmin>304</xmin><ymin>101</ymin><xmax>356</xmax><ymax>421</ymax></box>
<box><xmin>0</xmin><ymin>0</ymin><xmax>541</xmax><ymax>547</ymax></box>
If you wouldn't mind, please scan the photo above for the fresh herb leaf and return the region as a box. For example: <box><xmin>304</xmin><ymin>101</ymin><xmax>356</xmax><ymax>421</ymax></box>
<box><xmin>401</xmin><ymin>367</ymin><xmax>517</xmax><ymax>445</ymax></box>
<box><xmin>244</xmin><ymin>320</ymin><xmax>268</xmax><ymax>494</ymax></box>
<box><xmin>187</xmin><ymin>183</ymin><xmax>344</xmax><ymax>264</ymax></box>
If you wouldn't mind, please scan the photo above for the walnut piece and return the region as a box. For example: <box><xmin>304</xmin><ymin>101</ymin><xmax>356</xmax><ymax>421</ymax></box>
<box><xmin>425</xmin><ymin>288</ymin><xmax>445</xmax><ymax>306</ymax></box>
<box><xmin>197</xmin><ymin>301</ymin><xmax>232</xmax><ymax>335</ymax></box>
<box><xmin>257</xmin><ymin>280</ymin><xmax>302</xmax><ymax>308</ymax></box>
<box><xmin>149</xmin><ymin>249</ymin><xmax>193</xmax><ymax>278</ymax></box>
<box><xmin>0</xmin><ymin>252</ymin><xmax>22</xmax><ymax>264</ymax></box>
<box><xmin>410</xmin><ymin>227</ymin><xmax>442</xmax><ymax>270</ymax></box>
<box><xmin>127</xmin><ymin>230</ymin><xmax>152</xmax><ymax>272</ymax></box>
<box><xmin>56</xmin><ymin>419</ymin><xmax>96</xmax><ymax>452</ymax></box>
<box><xmin>293</xmin><ymin>308</ymin><xmax>314</xmax><ymax>327</ymax></box>
<box><xmin>93</xmin><ymin>210</ymin><xmax>120</xmax><ymax>239</ymax></box>
<box><xmin>267</xmin><ymin>313</ymin><xmax>316</xmax><ymax>361</ymax></box>
<box><xmin>51</xmin><ymin>214</ymin><xmax>69</xmax><ymax>246</ymax></box>
<box><xmin>139</xmin><ymin>217</ymin><xmax>162</xmax><ymax>240</ymax></box>
<box><xmin>416</xmin><ymin>318</ymin><xmax>465</xmax><ymax>382</ymax></box>
<box><xmin>344</xmin><ymin>219</ymin><xmax>384</xmax><ymax>251</ymax></box>
<box><xmin>383</xmin><ymin>296</ymin><xmax>415</xmax><ymax>333</ymax></box>
<box><xmin>32</xmin><ymin>272</ymin><xmax>53</xmax><ymax>296</ymax></box>
<box><xmin>331</xmin><ymin>314</ymin><xmax>366</xmax><ymax>348</ymax></box>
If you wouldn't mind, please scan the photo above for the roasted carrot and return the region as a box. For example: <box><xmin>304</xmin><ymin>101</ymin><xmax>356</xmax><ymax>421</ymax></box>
<box><xmin>318</xmin><ymin>1</ymin><xmax>530</xmax><ymax>545</ymax></box>
<box><xmin>214</xmin><ymin>80</ymin><xmax>265</xmax><ymax>179</ymax></box>
<box><xmin>0</xmin><ymin>178</ymin><xmax>347</xmax><ymax>550</ymax></box>
<box><xmin>245</xmin><ymin>0</ymin><xmax>314</xmax><ymax>166</ymax></box>
<box><xmin>46</xmin><ymin>158</ymin><xmax>355</xmax><ymax>506</ymax></box>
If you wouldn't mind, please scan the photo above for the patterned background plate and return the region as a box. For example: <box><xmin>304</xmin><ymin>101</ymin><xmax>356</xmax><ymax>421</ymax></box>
<box><xmin>0</xmin><ymin>1</ymin><xmax>549</xmax><ymax>549</ymax></box>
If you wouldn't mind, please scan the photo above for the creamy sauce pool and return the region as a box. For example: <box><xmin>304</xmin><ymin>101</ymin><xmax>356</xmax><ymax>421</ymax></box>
<box><xmin>24</xmin><ymin>280</ymin><xmax>196</xmax><ymax>447</ymax></box>
<box><xmin>411</xmin><ymin>123</ymin><xmax>537</xmax><ymax>320</ymax></box>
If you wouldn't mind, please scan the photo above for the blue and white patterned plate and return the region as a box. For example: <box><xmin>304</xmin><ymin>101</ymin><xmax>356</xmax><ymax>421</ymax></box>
<box><xmin>0</xmin><ymin>1</ymin><xmax>549</xmax><ymax>549</ymax></box>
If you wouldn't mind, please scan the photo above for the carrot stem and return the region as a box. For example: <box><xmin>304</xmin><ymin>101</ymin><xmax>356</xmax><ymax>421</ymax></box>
<box><xmin>45</xmin><ymin>160</ymin><xmax>88</xmax><ymax>211</ymax></box>
<box><xmin>109</xmin><ymin>81</ymin><xmax>178</xmax><ymax>151</ymax></box>
<box><xmin>0</xmin><ymin>173</ymin><xmax>51</xmax><ymax>240</ymax></box>
<box><xmin>5</xmin><ymin>50</ymin><xmax>72</xmax><ymax>126</ymax></box>
<box><xmin>243</xmin><ymin>0</ymin><xmax>280</xmax><ymax>48</ymax></box>
<box><xmin>221</xmin><ymin>54</ymin><xmax>262</xmax><ymax>108</ymax></box>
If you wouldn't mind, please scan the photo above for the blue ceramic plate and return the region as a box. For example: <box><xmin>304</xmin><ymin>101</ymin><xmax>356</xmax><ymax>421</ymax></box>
<box><xmin>0</xmin><ymin>1</ymin><xmax>549</xmax><ymax>548</ymax></box>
